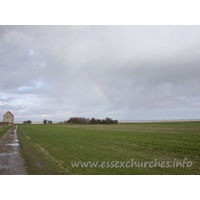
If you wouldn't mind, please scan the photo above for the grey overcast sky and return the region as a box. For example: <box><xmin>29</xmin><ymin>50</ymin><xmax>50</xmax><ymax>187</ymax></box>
<box><xmin>0</xmin><ymin>25</ymin><xmax>200</xmax><ymax>122</ymax></box>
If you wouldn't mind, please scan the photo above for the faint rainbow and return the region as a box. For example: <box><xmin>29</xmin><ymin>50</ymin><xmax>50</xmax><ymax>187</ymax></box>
<box><xmin>86</xmin><ymin>75</ymin><xmax>112</xmax><ymax>106</ymax></box>
<box><xmin>92</xmin><ymin>83</ymin><xmax>112</xmax><ymax>107</ymax></box>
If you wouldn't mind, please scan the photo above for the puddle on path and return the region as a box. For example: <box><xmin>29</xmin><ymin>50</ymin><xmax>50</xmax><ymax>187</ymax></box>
<box><xmin>0</xmin><ymin>125</ymin><xmax>28</xmax><ymax>175</ymax></box>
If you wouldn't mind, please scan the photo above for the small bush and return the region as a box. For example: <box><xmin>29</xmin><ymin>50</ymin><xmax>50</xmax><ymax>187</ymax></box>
<box><xmin>43</xmin><ymin>119</ymin><xmax>53</xmax><ymax>124</ymax></box>
<box><xmin>23</xmin><ymin>120</ymin><xmax>32</xmax><ymax>124</ymax></box>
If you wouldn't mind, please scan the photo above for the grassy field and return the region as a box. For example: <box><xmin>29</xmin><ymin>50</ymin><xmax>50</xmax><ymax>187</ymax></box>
<box><xmin>17</xmin><ymin>122</ymin><xmax>200</xmax><ymax>175</ymax></box>
<box><xmin>0</xmin><ymin>125</ymin><xmax>14</xmax><ymax>138</ymax></box>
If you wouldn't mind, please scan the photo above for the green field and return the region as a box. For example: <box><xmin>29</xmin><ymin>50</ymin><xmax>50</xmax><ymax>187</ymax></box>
<box><xmin>17</xmin><ymin>122</ymin><xmax>200</xmax><ymax>175</ymax></box>
<box><xmin>0</xmin><ymin>125</ymin><xmax>13</xmax><ymax>138</ymax></box>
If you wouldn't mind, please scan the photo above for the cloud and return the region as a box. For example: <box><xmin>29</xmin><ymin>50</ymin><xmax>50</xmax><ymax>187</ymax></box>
<box><xmin>1</xmin><ymin>26</ymin><xmax>200</xmax><ymax>122</ymax></box>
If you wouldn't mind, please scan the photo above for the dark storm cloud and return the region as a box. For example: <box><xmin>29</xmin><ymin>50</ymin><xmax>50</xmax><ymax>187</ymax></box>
<box><xmin>1</xmin><ymin>25</ymin><xmax>200</xmax><ymax>121</ymax></box>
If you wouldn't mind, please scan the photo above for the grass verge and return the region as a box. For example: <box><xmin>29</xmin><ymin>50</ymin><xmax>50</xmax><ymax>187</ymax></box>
<box><xmin>0</xmin><ymin>125</ymin><xmax>14</xmax><ymax>138</ymax></box>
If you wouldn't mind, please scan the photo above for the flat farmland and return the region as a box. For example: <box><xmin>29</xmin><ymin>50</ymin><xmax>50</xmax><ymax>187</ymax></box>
<box><xmin>17</xmin><ymin>122</ymin><xmax>200</xmax><ymax>175</ymax></box>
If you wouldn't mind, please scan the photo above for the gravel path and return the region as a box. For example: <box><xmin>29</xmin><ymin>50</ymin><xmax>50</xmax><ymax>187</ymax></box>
<box><xmin>0</xmin><ymin>125</ymin><xmax>28</xmax><ymax>175</ymax></box>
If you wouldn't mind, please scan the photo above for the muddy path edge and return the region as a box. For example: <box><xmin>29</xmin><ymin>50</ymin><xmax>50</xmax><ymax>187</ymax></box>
<box><xmin>0</xmin><ymin>125</ymin><xmax>28</xmax><ymax>175</ymax></box>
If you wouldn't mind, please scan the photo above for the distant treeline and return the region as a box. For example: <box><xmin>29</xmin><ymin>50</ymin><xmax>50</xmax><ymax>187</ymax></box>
<box><xmin>43</xmin><ymin>119</ymin><xmax>53</xmax><ymax>124</ymax></box>
<box><xmin>23</xmin><ymin>120</ymin><xmax>32</xmax><ymax>124</ymax></box>
<box><xmin>60</xmin><ymin>117</ymin><xmax>118</xmax><ymax>125</ymax></box>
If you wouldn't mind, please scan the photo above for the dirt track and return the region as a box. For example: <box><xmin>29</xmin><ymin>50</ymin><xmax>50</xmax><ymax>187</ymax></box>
<box><xmin>0</xmin><ymin>125</ymin><xmax>28</xmax><ymax>175</ymax></box>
